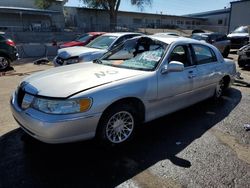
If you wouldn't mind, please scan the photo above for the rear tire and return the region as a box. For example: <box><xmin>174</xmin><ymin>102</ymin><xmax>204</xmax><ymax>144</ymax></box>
<box><xmin>222</xmin><ymin>46</ymin><xmax>230</xmax><ymax>58</ymax></box>
<box><xmin>238</xmin><ymin>58</ymin><xmax>245</xmax><ymax>68</ymax></box>
<box><xmin>0</xmin><ymin>56</ymin><xmax>10</xmax><ymax>70</ymax></box>
<box><xmin>96</xmin><ymin>104</ymin><xmax>138</xmax><ymax>146</ymax></box>
<box><xmin>214</xmin><ymin>79</ymin><xmax>225</xmax><ymax>100</ymax></box>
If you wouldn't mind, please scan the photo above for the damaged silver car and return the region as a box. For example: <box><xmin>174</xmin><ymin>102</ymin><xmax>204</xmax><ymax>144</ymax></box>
<box><xmin>11</xmin><ymin>36</ymin><xmax>236</xmax><ymax>145</ymax></box>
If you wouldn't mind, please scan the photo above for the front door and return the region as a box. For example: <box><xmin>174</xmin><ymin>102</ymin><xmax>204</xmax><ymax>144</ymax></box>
<box><xmin>155</xmin><ymin>44</ymin><xmax>198</xmax><ymax>118</ymax></box>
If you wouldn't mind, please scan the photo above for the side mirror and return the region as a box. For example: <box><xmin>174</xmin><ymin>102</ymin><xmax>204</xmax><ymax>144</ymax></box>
<box><xmin>161</xmin><ymin>61</ymin><xmax>184</xmax><ymax>74</ymax></box>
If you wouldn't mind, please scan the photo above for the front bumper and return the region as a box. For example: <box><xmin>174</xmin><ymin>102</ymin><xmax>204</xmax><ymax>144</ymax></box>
<box><xmin>53</xmin><ymin>56</ymin><xmax>80</xmax><ymax>67</ymax></box>
<box><xmin>10</xmin><ymin>93</ymin><xmax>102</xmax><ymax>144</ymax></box>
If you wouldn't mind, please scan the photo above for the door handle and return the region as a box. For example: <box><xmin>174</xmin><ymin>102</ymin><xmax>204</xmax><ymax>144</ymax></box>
<box><xmin>188</xmin><ymin>70</ymin><xmax>196</xmax><ymax>78</ymax></box>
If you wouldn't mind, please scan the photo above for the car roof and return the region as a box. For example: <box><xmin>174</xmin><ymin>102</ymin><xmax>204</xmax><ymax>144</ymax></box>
<box><xmin>88</xmin><ymin>32</ymin><xmax>106</xmax><ymax>35</ymax></box>
<box><xmin>154</xmin><ymin>32</ymin><xmax>180</xmax><ymax>36</ymax></box>
<box><xmin>102</xmin><ymin>32</ymin><xmax>142</xmax><ymax>37</ymax></box>
<box><xmin>193</xmin><ymin>32</ymin><xmax>224</xmax><ymax>36</ymax></box>
<box><xmin>150</xmin><ymin>35</ymin><xmax>197</xmax><ymax>44</ymax></box>
<box><xmin>148</xmin><ymin>35</ymin><xmax>224</xmax><ymax>62</ymax></box>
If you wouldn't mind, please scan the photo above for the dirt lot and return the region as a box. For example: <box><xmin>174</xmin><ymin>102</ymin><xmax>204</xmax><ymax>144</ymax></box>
<box><xmin>0</xmin><ymin>54</ymin><xmax>250</xmax><ymax>188</ymax></box>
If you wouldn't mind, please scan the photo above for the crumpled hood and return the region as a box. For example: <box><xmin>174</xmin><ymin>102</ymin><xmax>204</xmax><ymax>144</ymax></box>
<box><xmin>227</xmin><ymin>33</ymin><xmax>249</xmax><ymax>38</ymax></box>
<box><xmin>23</xmin><ymin>63</ymin><xmax>144</xmax><ymax>98</ymax></box>
<box><xmin>58</xmin><ymin>46</ymin><xmax>105</xmax><ymax>59</ymax></box>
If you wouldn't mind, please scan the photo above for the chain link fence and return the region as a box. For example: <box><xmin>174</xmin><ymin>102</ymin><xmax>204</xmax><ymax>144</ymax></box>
<box><xmin>0</xmin><ymin>23</ymin><xmax>228</xmax><ymax>58</ymax></box>
<box><xmin>1</xmin><ymin>23</ymin><xmax>228</xmax><ymax>44</ymax></box>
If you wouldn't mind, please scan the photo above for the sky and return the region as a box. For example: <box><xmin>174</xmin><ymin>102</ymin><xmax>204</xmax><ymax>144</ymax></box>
<box><xmin>65</xmin><ymin>0</ymin><xmax>236</xmax><ymax>15</ymax></box>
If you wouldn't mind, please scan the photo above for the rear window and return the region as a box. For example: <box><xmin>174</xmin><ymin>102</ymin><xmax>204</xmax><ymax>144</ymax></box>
<box><xmin>233</xmin><ymin>26</ymin><xmax>248</xmax><ymax>34</ymax></box>
<box><xmin>191</xmin><ymin>34</ymin><xmax>208</xmax><ymax>41</ymax></box>
<box><xmin>75</xmin><ymin>34</ymin><xmax>93</xmax><ymax>42</ymax></box>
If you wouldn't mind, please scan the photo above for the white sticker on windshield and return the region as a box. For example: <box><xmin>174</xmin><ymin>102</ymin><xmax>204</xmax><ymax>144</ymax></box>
<box><xmin>142</xmin><ymin>54</ymin><xmax>161</xmax><ymax>62</ymax></box>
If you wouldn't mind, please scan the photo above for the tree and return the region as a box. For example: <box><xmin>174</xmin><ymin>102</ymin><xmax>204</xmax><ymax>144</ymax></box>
<box><xmin>80</xmin><ymin>0</ymin><xmax>152</xmax><ymax>30</ymax></box>
<box><xmin>35</xmin><ymin>0</ymin><xmax>68</xmax><ymax>9</ymax></box>
<box><xmin>35</xmin><ymin>0</ymin><xmax>55</xmax><ymax>9</ymax></box>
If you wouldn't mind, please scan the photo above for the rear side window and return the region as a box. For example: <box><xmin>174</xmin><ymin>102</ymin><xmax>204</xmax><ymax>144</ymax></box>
<box><xmin>192</xmin><ymin>44</ymin><xmax>217</xmax><ymax>65</ymax></box>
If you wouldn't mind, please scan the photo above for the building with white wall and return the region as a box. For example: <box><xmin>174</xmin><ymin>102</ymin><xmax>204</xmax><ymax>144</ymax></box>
<box><xmin>185</xmin><ymin>8</ymin><xmax>230</xmax><ymax>33</ymax></box>
<box><xmin>0</xmin><ymin>0</ymin><xmax>65</xmax><ymax>31</ymax></box>
<box><xmin>64</xmin><ymin>7</ymin><xmax>205</xmax><ymax>32</ymax></box>
<box><xmin>229</xmin><ymin>0</ymin><xmax>250</xmax><ymax>32</ymax></box>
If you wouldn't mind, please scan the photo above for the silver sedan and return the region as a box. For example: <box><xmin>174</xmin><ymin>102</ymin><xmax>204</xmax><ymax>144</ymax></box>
<box><xmin>53</xmin><ymin>32</ymin><xmax>142</xmax><ymax>66</ymax></box>
<box><xmin>10</xmin><ymin>36</ymin><xmax>236</xmax><ymax>145</ymax></box>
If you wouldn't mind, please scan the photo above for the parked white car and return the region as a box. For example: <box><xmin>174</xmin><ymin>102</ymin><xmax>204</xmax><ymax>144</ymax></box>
<box><xmin>53</xmin><ymin>32</ymin><xmax>142</xmax><ymax>66</ymax></box>
<box><xmin>154</xmin><ymin>32</ymin><xmax>180</xmax><ymax>37</ymax></box>
<box><xmin>11</xmin><ymin>36</ymin><xmax>236</xmax><ymax>145</ymax></box>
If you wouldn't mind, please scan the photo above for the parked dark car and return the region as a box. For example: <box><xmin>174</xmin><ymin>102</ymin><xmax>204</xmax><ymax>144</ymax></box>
<box><xmin>59</xmin><ymin>32</ymin><xmax>106</xmax><ymax>48</ymax></box>
<box><xmin>238</xmin><ymin>43</ymin><xmax>250</xmax><ymax>67</ymax></box>
<box><xmin>0</xmin><ymin>32</ymin><xmax>18</xmax><ymax>70</ymax></box>
<box><xmin>191</xmin><ymin>32</ymin><xmax>231</xmax><ymax>57</ymax></box>
<box><xmin>227</xmin><ymin>26</ymin><xmax>249</xmax><ymax>49</ymax></box>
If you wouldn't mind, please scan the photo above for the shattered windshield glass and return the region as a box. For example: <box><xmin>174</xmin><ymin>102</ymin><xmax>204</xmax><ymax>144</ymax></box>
<box><xmin>95</xmin><ymin>37</ymin><xmax>167</xmax><ymax>71</ymax></box>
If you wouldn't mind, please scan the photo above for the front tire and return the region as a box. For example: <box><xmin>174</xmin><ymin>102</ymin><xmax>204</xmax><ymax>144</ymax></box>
<box><xmin>0</xmin><ymin>56</ymin><xmax>10</xmax><ymax>70</ymax></box>
<box><xmin>97</xmin><ymin>104</ymin><xmax>138</xmax><ymax>146</ymax></box>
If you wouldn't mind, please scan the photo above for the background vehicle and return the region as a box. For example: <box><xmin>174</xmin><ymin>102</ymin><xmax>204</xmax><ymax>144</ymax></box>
<box><xmin>191</xmin><ymin>32</ymin><xmax>231</xmax><ymax>57</ymax></box>
<box><xmin>0</xmin><ymin>32</ymin><xmax>18</xmax><ymax>70</ymax></box>
<box><xmin>59</xmin><ymin>32</ymin><xmax>105</xmax><ymax>48</ymax></box>
<box><xmin>154</xmin><ymin>32</ymin><xmax>180</xmax><ymax>37</ymax></box>
<box><xmin>227</xmin><ymin>26</ymin><xmax>249</xmax><ymax>49</ymax></box>
<box><xmin>238</xmin><ymin>43</ymin><xmax>250</xmax><ymax>67</ymax></box>
<box><xmin>11</xmin><ymin>36</ymin><xmax>236</xmax><ymax>145</ymax></box>
<box><xmin>53</xmin><ymin>32</ymin><xmax>142</xmax><ymax>66</ymax></box>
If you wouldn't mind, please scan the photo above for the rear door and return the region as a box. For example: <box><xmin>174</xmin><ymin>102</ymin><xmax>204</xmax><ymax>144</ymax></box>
<box><xmin>190</xmin><ymin>43</ymin><xmax>221</xmax><ymax>99</ymax></box>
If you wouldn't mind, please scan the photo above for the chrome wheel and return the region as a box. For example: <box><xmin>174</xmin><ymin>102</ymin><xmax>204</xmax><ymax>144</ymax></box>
<box><xmin>0</xmin><ymin>56</ymin><xmax>9</xmax><ymax>70</ymax></box>
<box><xmin>105</xmin><ymin>111</ymin><xmax>134</xmax><ymax>144</ymax></box>
<box><xmin>215</xmin><ymin>79</ymin><xmax>224</xmax><ymax>98</ymax></box>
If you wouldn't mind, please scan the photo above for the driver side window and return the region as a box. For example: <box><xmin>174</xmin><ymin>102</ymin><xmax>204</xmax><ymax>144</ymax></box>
<box><xmin>169</xmin><ymin>45</ymin><xmax>191</xmax><ymax>67</ymax></box>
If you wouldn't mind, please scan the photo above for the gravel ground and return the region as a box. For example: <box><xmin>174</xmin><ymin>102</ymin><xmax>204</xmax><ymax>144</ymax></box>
<box><xmin>0</xmin><ymin>54</ymin><xmax>249</xmax><ymax>188</ymax></box>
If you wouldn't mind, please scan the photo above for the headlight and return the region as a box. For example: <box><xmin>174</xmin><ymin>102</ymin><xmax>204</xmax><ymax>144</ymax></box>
<box><xmin>32</xmin><ymin>97</ymin><xmax>92</xmax><ymax>114</ymax></box>
<box><xmin>64</xmin><ymin>57</ymin><xmax>79</xmax><ymax>65</ymax></box>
